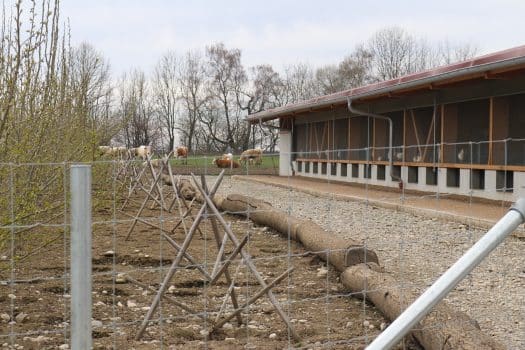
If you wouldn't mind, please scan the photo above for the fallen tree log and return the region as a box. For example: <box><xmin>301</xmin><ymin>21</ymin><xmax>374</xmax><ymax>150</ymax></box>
<box><xmin>160</xmin><ymin>174</ymin><xmax>196</xmax><ymax>200</ymax></box>
<box><xmin>341</xmin><ymin>264</ymin><xmax>504</xmax><ymax>350</ymax></box>
<box><xmin>215</xmin><ymin>193</ymin><xmax>378</xmax><ymax>271</ymax></box>
<box><xmin>211</xmin><ymin>193</ymin><xmax>505</xmax><ymax>350</ymax></box>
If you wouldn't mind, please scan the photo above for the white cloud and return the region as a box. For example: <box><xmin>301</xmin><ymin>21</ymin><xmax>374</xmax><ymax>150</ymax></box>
<box><xmin>58</xmin><ymin>0</ymin><xmax>525</xmax><ymax>74</ymax></box>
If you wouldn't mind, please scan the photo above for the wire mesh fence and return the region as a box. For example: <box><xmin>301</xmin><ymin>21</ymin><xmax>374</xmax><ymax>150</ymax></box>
<box><xmin>0</xmin><ymin>143</ymin><xmax>524</xmax><ymax>349</ymax></box>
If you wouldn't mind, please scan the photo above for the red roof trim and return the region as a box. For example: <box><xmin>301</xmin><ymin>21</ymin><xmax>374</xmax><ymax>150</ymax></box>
<box><xmin>247</xmin><ymin>45</ymin><xmax>525</xmax><ymax>123</ymax></box>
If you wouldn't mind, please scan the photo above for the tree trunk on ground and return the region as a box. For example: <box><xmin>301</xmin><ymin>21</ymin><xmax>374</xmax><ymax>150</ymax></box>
<box><xmin>341</xmin><ymin>264</ymin><xmax>505</xmax><ymax>350</ymax></box>
<box><xmin>161</xmin><ymin>174</ymin><xmax>196</xmax><ymax>200</ymax></box>
<box><xmin>195</xmin><ymin>192</ymin><xmax>504</xmax><ymax>350</ymax></box>
<box><xmin>215</xmin><ymin>194</ymin><xmax>379</xmax><ymax>271</ymax></box>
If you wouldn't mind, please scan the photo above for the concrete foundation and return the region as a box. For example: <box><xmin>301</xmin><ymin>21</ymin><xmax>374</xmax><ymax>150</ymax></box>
<box><xmin>291</xmin><ymin>159</ymin><xmax>524</xmax><ymax>202</ymax></box>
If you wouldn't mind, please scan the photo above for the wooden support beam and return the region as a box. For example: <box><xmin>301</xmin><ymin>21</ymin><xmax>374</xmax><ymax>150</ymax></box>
<box><xmin>126</xmin><ymin>275</ymin><xmax>206</xmax><ymax>321</ymax></box>
<box><xmin>211</xmin><ymin>231</ymin><xmax>229</xmax><ymax>280</ymax></box>
<box><xmin>421</xmin><ymin>108</ymin><xmax>436</xmax><ymax>162</ymax></box>
<box><xmin>410</xmin><ymin>109</ymin><xmax>423</xmax><ymax>161</ymax></box>
<box><xmin>170</xmin><ymin>198</ymin><xmax>197</xmax><ymax>233</ymax></box>
<box><xmin>347</xmin><ymin>118</ymin><xmax>351</xmax><ymax>160</ymax></box>
<box><xmin>371</xmin><ymin>118</ymin><xmax>377</xmax><ymax>160</ymax></box>
<box><xmin>212</xmin><ymin>267</ymin><xmax>295</xmax><ymax>332</ymax></box>
<box><xmin>209</xmin><ymin>234</ymin><xmax>249</xmax><ymax>285</ymax></box>
<box><xmin>191</xmin><ymin>174</ymin><xmax>300</xmax><ymax>342</ymax></box>
<box><xmin>202</xmin><ymin>175</ymin><xmax>243</xmax><ymax>325</ymax></box>
<box><xmin>489</xmin><ymin>97</ymin><xmax>494</xmax><ymax>165</ymax></box>
<box><xmin>120</xmin><ymin>162</ymin><xmax>148</xmax><ymax>210</ymax></box>
<box><xmin>147</xmin><ymin>158</ymin><xmax>167</xmax><ymax>210</ymax></box>
<box><xmin>403</xmin><ymin>110</ymin><xmax>407</xmax><ymax>162</ymax></box>
<box><xmin>135</xmin><ymin>171</ymin><xmax>226</xmax><ymax>340</ymax></box>
<box><xmin>124</xmin><ymin>167</ymin><xmax>165</xmax><ymax>241</ymax></box>
<box><xmin>484</xmin><ymin>72</ymin><xmax>508</xmax><ymax>80</ymax></box>
<box><xmin>440</xmin><ymin>105</ymin><xmax>445</xmax><ymax>164</ymax></box>
<box><xmin>119</xmin><ymin>211</ymin><xmax>212</xmax><ymax>280</ymax></box>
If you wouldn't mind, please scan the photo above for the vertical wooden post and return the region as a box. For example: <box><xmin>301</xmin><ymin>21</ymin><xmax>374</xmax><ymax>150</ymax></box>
<box><xmin>440</xmin><ymin>105</ymin><xmax>445</xmax><ymax>164</ymax></box>
<box><xmin>488</xmin><ymin>97</ymin><xmax>494</xmax><ymax>165</ymax></box>
<box><xmin>348</xmin><ymin>118</ymin><xmax>351</xmax><ymax>161</ymax></box>
<box><xmin>372</xmin><ymin>119</ymin><xmax>377</xmax><ymax>161</ymax></box>
<box><xmin>403</xmin><ymin>110</ymin><xmax>407</xmax><ymax>162</ymax></box>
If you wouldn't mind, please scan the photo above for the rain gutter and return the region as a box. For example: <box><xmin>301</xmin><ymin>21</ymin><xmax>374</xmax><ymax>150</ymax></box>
<box><xmin>247</xmin><ymin>52</ymin><xmax>525</xmax><ymax>124</ymax></box>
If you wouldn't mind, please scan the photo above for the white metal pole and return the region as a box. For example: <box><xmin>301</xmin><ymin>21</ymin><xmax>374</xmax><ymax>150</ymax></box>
<box><xmin>367</xmin><ymin>198</ymin><xmax>525</xmax><ymax>350</ymax></box>
<box><xmin>70</xmin><ymin>165</ymin><xmax>92</xmax><ymax>350</ymax></box>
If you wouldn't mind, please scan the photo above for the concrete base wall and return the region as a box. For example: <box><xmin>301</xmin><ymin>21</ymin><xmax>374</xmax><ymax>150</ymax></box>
<box><xmin>293</xmin><ymin>160</ymin><xmax>524</xmax><ymax>202</ymax></box>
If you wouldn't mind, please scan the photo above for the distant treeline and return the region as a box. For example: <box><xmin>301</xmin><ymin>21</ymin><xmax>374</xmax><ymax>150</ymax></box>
<box><xmin>0</xmin><ymin>0</ymin><xmax>480</xmax><ymax>161</ymax></box>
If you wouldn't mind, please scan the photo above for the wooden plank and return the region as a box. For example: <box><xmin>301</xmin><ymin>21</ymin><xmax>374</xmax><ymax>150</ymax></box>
<box><xmin>308</xmin><ymin>123</ymin><xmax>312</xmax><ymax>154</ymax></box>
<box><xmin>347</xmin><ymin>118</ymin><xmax>351</xmax><ymax>157</ymax></box>
<box><xmin>410</xmin><ymin>109</ymin><xmax>423</xmax><ymax>159</ymax></box>
<box><xmin>328</xmin><ymin>119</ymin><xmax>332</xmax><ymax>160</ymax></box>
<box><xmin>492</xmin><ymin>97</ymin><xmax>510</xmax><ymax>165</ymax></box>
<box><xmin>421</xmin><ymin>108</ymin><xmax>436</xmax><ymax>162</ymax></box>
<box><xmin>436</xmin><ymin>162</ymin><xmax>524</xmax><ymax>171</ymax></box>
<box><xmin>403</xmin><ymin>110</ymin><xmax>407</xmax><ymax>161</ymax></box>
<box><xmin>314</xmin><ymin>123</ymin><xmax>320</xmax><ymax>154</ymax></box>
<box><xmin>440</xmin><ymin>105</ymin><xmax>444</xmax><ymax>164</ymax></box>
<box><xmin>320</xmin><ymin>121</ymin><xmax>327</xmax><ymax>153</ymax></box>
<box><xmin>488</xmin><ymin>97</ymin><xmax>494</xmax><ymax>165</ymax></box>
<box><xmin>442</xmin><ymin>104</ymin><xmax>459</xmax><ymax>163</ymax></box>
<box><xmin>349</xmin><ymin>117</ymin><xmax>362</xmax><ymax>159</ymax></box>
<box><xmin>375</xmin><ymin>119</ymin><xmax>388</xmax><ymax>161</ymax></box>
<box><xmin>371</xmin><ymin>118</ymin><xmax>377</xmax><ymax>160</ymax></box>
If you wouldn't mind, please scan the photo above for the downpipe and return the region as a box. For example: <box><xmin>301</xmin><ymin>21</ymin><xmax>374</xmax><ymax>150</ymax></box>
<box><xmin>347</xmin><ymin>98</ymin><xmax>403</xmax><ymax>188</ymax></box>
<box><xmin>366</xmin><ymin>198</ymin><xmax>525</xmax><ymax>349</ymax></box>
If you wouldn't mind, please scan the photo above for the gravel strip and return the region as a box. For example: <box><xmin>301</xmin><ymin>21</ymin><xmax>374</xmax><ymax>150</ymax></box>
<box><xmin>216</xmin><ymin>177</ymin><xmax>525</xmax><ymax>349</ymax></box>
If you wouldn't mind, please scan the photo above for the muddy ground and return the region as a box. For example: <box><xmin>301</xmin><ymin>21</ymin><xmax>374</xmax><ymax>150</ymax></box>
<box><xmin>0</xmin><ymin>176</ymin><xmax>420</xmax><ymax>349</ymax></box>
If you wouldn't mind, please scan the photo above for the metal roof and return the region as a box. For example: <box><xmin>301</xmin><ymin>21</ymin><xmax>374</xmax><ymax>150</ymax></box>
<box><xmin>247</xmin><ymin>45</ymin><xmax>525</xmax><ymax>123</ymax></box>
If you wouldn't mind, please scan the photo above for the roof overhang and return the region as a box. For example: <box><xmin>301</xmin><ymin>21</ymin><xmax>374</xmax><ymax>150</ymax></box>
<box><xmin>247</xmin><ymin>45</ymin><xmax>525</xmax><ymax>124</ymax></box>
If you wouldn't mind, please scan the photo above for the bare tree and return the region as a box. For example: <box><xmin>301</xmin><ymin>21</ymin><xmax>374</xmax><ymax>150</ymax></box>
<box><xmin>280</xmin><ymin>63</ymin><xmax>318</xmax><ymax>105</ymax></box>
<box><xmin>437</xmin><ymin>40</ymin><xmax>480</xmax><ymax>65</ymax></box>
<box><xmin>367</xmin><ymin>26</ymin><xmax>418</xmax><ymax>80</ymax></box>
<box><xmin>179</xmin><ymin>50</ymin><xmax>207</xmax><ymax>152</ymax></box>
<box><xmin>315</xmin><ymin>47</ymin><xmax>374</xmax><ymax>95</ymax></box>
<box><xmin>117</xmin><ymin>69</ymin><xmax>155</xmax><ymax>148</ymax></box>
<box><xmin>340</xmin><ymin>45</ymin><xmax>375</xmax><ymax>85</ymax></box>
<box><xmin>204</xmin><ymin>42</ymin><xmax>247</xmax><ymax>151</ymax></box>
<box><xmin>315</xmin><ymin>64</ymin><xmax>341</xmax><ymax>95</ymax></box>
<box><xmin>237</xmin><ymin>64</ymin><xmax>283</xmax><ymax>149</ymax></box>
<box><xmin>366</xmin><ymin>27</ymin><xmax>479</xmax><ymax>82</ymax></box>
<box><xmin>153</xmin><ymin>52</ymin><xmax>180</xmax><ymax>152</ymax></box>
<box><xmin>69</xmin><ymin>42</ymin><xmax>114</xmax><ymax>148</ymax></box>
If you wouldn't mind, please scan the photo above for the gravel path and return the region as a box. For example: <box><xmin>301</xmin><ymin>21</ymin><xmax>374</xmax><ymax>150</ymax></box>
<box><xmin>217</xmin><ymin>177</ymin><xmax>525</xmax><ymax>349</ymax></box>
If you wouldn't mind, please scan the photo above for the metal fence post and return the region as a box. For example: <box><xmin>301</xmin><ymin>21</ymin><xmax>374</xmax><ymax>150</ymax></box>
<box><xmin>70</xmin><ymin>164</ymin><xmax>92</xmax><ymax>350</ymax></box>
<box><xmin>366</xmin><ymin>198</ymin><xmax>525</xmax><ymax>350</ymax></box>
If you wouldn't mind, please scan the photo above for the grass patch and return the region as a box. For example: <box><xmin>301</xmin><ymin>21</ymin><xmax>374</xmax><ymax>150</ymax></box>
<box><xmin>169</xmin><ymin>154</ymin><xmax>279</xmax><ymax>170</ymax></box>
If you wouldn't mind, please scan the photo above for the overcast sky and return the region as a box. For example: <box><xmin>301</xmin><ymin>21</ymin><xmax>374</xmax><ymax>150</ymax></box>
<box><xmin>59</xmin><ymin>0</ymin><xmax>525</xmax><ymax>75</ymax></box>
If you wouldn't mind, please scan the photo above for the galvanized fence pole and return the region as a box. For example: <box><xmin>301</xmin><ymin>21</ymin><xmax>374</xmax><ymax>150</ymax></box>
<box><xmin>366</xmin><ymin>198</ymin><xmax>525</xmax><ymax>350</ymax></box>
<box><xmin>70</xmin><ymin>165</ymin><xmax>92</xmax><ymax>350</ymax></box>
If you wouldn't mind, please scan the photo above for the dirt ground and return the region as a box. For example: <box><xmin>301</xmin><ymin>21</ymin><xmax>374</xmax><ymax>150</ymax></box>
<box><xmin>0</xmin><ymin>176</ymin><xmax>421</xmax><ymax>349</ymax></box>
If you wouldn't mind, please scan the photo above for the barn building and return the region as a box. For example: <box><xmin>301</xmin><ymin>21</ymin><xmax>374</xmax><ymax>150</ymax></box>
<box><xmin>247</xmin><ymin>46</ymin><xmax>525</xmax><ymax>201</ymax></box>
